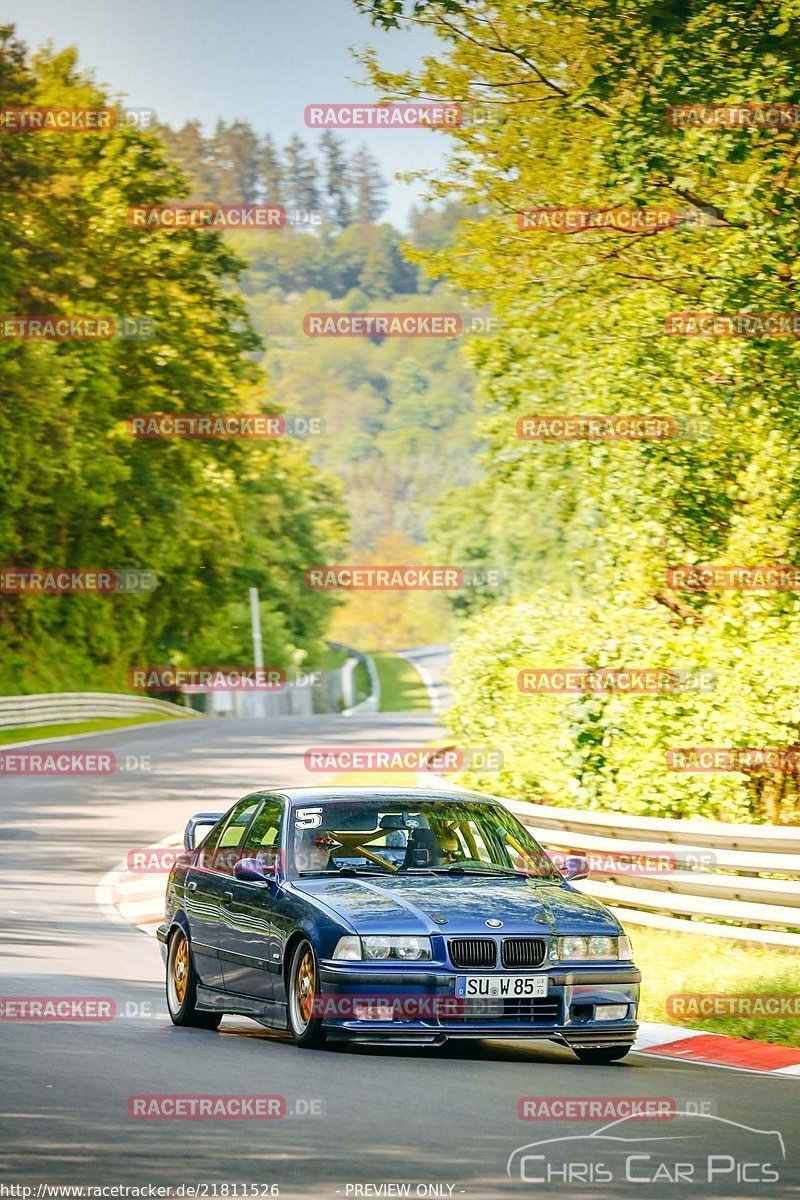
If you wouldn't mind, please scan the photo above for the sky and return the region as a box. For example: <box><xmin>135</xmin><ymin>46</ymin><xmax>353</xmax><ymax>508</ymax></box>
<box><xmin>1</xmin><ymin>0</ymin><xmax>451</xmax><ymax>228</ymax></box>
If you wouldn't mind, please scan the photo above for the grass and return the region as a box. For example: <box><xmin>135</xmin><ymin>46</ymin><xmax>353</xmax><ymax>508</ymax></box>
<box><xmin>0</xmin><ymin>713</ymin><xmax>184</xmax><ymax>745</ymax></box>
<box><xmin>352</xmin><ymin>659</ymin><xmax>371</xmax><ymax>705</ymax></box>
<box><xmin>631</xmin><ymin>924</ymin><xmax>800</xmax><ymax>1046</ymax></box>
<box><xmin>315</xmin><ymin>645</ymin><xmax>351</xmax><ymax>675</ymax></box>
<box><xmin>373</xmin><ymin>652</ymin><xmax>430</xmax><ymax>713</ymax></box>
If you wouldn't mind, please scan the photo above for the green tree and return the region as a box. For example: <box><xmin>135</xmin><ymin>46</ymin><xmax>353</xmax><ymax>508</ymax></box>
<box><xmin>283</xmin><ymin>134</ymin><xmax>322</xmax><ymax>214</ymax></box>
<box><xmin>0</xmin><ymin>30</ymin><xmax>345</xmax><ymax>693</ymax></box>
<box><xmin>259</xmin><ymin>132</ymin><xmax>285</xmax><ymax>206</ymax></box>
<box><xmin>350</xmin><ymin>145</ymin><xmax>388</xmax><ymax>223</ymax></box>
<box><xmin>212</xmin><ymin>119</ymin><xmax>261</xmax><ymax>202</ymax></box>
<box><xmin>319</xmin><ymin>130</ymin><xmax>353</xmax><ymax>227</ymax></box>
<box><xmin>352</xmin><ymin>0</ymin><xmax>800</xmax><ymax>822</ymax></box>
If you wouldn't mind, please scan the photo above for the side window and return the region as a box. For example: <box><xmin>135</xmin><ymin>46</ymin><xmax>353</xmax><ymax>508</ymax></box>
<box><xmin>242</xmin><ymin>798</ymin><xmax>284</xmax><ymax>871</ymax></box>
<box><xmin>198</xmin><ymin>821</ymin><xmax>225</xmax><ymax>859</ymax></box>
<box><xmin>199</xmin><ymin>798</ymin><xmax>261</xmax><ymax>872</ymax></box>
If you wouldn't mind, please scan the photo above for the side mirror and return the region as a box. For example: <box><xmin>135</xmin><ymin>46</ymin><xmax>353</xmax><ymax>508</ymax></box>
<box><xmin>561</xmin><ymin>854</ymin><xmax>589</xmax><ymax>882</ymax></box>
<box><xmin>233</xmin><ymin>857</ymin><xmax>276</xmax><ymax>884</ymax></box>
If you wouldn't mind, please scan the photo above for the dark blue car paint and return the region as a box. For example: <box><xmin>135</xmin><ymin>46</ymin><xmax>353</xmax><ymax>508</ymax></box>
<box><xmin>158</xmin><ymin>787</ymin><xmax>641</xmax><ymax>1046</ymax></box>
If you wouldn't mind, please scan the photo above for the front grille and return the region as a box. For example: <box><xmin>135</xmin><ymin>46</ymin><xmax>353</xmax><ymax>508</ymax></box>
<box><xmin>501</xmin><ymin>937</ymin><xmax>547</xmax><ymax>968</ymax></box>
<box><xmin>447</xmin><ymin>997</ymin><xmax>561</xmax><ymax>1024</ymax></box>
<box><xmin>448</xmin><ymin>938</ymin><xmax>497</xmax><ymax>969</ymax></box>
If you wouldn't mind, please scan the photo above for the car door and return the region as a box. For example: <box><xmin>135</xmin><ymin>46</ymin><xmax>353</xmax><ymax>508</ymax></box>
<box><xmin>184</xmin><ymin>796</ymin><xmax>262</xmax><ymax>988</ymax></box>
<box><xmin>219</xmin><ymin>795</ymin><xmax>285</xmax><ymax>999</ymax></box>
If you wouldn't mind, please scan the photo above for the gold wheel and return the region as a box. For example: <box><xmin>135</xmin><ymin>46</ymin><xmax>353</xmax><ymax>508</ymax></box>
<box><xmin>173</xmin><ymin>933</ymin><xmax>189</xmax><ymax>1005</ymax></box>
<box><xmin>296</xmin><ymin>947</ymin><xmax>315</xmax><ymax>1026</ymax></box>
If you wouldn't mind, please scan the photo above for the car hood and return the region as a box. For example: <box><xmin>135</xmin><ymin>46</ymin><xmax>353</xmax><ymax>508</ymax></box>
<box><xmin>290</xmin><ymin>874</ymin><xmax>619</xmax><ymax>937</ymax></box>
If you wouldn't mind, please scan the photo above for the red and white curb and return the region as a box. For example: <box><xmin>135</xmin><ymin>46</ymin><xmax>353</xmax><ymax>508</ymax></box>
<box><xmin>96</xmin><ymin>831</ymin><xmax>181</xmax><ymax>933</ymax></box>
<box><xmin>635</xmin><ymin>1020</ymin><xmax>800</xmax><ymax>1075</ymax></box>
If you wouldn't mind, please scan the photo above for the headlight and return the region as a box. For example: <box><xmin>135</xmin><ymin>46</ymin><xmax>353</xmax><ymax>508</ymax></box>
<box><xmin>332</xmin><ymin>935</ymin><xmax>432</xmax><ymax>962</ymax></box>
<box><xmin>560</xmin><ymin>935</ymin><xmax>589</xmax><ymax>959</ymax></box>
<box><xmin>588</xmin><ymin>936</ymin><xmax>615</xmax><ymax>958</ymax></box>
<box><xmin>364</xmin><ymin>936</ymin><xmax>392</xmax><ymax>960</ymax></box>
<box><xmin>558</xmin><ymin>935</ymin><xmax>626</xmax><ymax>960</ymax></box>
<box><xmin>332</xmin><ymin>936</ymin><xmax>361</xmax><ymax>961</ymax></box>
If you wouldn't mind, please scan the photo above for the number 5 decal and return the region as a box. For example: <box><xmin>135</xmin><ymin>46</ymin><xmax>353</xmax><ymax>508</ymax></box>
<box><xmin>295</xmin><ymin>807</ymin><xmax>323</xmax><ymax>829</ymax></box>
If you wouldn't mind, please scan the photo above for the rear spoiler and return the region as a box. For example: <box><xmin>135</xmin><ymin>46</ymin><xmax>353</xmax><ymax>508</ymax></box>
<box><xmin>184</xmin><ymin>811</ymin><xmax>225</xmax><ymax>851</ymax></box>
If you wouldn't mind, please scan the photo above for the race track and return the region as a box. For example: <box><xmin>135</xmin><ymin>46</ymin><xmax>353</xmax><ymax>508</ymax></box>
<box><xmin>1</xmin><ymin>695</ymin><xmax>798</xmax><ymax>1198</ymax></box>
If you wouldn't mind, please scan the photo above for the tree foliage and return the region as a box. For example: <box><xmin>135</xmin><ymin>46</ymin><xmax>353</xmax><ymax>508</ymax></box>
<box><xmin>353</xmin><ymin>0</ymin><xmax>800</xmax><ymax>821</ymax></box>
<box><xmin>159</xmin><ymin>121</ymin><xmax>389</xmax><ymax>226</ymax></box>
<box><xmin>0</xmin><ymin>29</ymin><xmax>345</xmax><ymax>693</ymax></box>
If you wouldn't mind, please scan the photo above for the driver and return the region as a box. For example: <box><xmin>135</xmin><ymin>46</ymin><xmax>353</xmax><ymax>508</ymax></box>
<box><xmin>435</xmin><ymin>823</ymin><xmax>462</xmax><ymax>864</ymax></box>
<box><xmin>296</xmin><ymin>830</ymin><xmax>335</xmax><ymax>874</ymax></box>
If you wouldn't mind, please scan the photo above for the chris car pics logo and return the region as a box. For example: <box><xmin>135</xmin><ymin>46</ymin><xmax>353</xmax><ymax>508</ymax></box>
<box><xmin>507</xmin><ymin>1112</ymin><xmax>784</xmax><ymax>1185</ymax></box>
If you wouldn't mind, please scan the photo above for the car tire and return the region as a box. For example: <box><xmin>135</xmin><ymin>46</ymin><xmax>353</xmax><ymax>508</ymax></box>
<box><xmin>573</xmin><ymin>1044</ymin><xmax>633</xmax><ymax>1064</ymax></box>
<box><xmin>166</xmin><ymin>928</ymin><xmax>222</xmax><ymax>1029</ymax></box>
<box><xmin>287</xmin><ymin>938</ymin><xmax>327</xmax><ymax>1049</ymax></box>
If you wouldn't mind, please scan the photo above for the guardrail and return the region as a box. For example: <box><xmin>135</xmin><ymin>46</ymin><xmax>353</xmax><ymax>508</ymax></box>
<box><xmin>0</xmin><ymin>692</ymin><xmax>200</xmax><ymax>729</ymax></box>
<box><xmin>422</xmin><ymin>758</ymin><xmax>800</xmax><ymax>948</ymax></box>
<box><xmin>328</xmin><ymin>642</ymin><xmax>381</xmax><ymax>714</ymax></box>
<box><xmin>503</xmin><ymin>797</ymin><xmax>800</xmax><ymax>949</ymax></box>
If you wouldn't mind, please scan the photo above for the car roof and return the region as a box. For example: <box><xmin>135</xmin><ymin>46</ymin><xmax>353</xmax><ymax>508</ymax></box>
<box><xmin>257</xmin><ymin>785</ymin><xmax>499</xmax><ymax>806</ymax></box>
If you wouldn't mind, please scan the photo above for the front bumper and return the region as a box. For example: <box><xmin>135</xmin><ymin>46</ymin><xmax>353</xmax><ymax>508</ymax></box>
<box><xmin>317</xmin><ymin>960</ymin><xmax>640</xmax><ymax>1045</ymax></box>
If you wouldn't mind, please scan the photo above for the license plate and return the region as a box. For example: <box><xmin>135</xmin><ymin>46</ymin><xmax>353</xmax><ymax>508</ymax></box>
<box><xmin>455</xmin><ymin>974</ymin><xmax>547</xmax><ymax>999</ymax></box>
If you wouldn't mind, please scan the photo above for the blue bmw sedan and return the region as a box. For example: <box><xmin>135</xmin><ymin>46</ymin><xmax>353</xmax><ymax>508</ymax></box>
<box><xmin>158</xmin><ymin>786</ymin><xmax>640</xmax><ymax>1061</ymax></box>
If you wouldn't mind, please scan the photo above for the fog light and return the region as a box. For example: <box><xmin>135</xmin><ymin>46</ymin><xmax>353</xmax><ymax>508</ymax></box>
<box><xmin>354</xmin><ymin>1001</ymin><xmax>394</xmax><ymax>1021</ymax></box>
<box><xmin>595</xmin><ymin>1003</ymin><xmax>629</xmax><ymax>1021</ymax></box>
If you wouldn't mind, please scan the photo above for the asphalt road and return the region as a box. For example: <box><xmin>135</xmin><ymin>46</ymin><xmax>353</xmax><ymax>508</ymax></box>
<box><xmin>1</xmin><ymin>691</ymin><xmax>798</xmax><ymax>1199</ymax></box>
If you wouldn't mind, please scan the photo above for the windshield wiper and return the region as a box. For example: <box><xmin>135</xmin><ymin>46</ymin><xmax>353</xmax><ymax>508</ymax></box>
<box><xmin>298</xmin><ymin>868</ymin><xmax>389</xmax><ymax>877</ymax></box>
<box><xmin>335</xmin><ymin>865</ymin><xmax>392</xmax><ymax>877</ymax></box>
<box><xmin>402</xmin><ymin>865</ymin><xmax>531</xmax><ymax>878</ymax></box>
<box><xmin>450</xmin><ymin>866</ymin><xmax>531</xmax><ymax>878</ymax></box>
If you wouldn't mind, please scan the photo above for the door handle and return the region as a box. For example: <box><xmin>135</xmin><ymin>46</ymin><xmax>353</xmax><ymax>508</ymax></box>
<box><xmin>187</xmin><ymin>881</ymin><xmax>197</xmax><ymax>891</ymax></box>
<box><xmin>223</xmin><ymin>891</ymin><xmax>233</xmax><ymax>902</ymax></box>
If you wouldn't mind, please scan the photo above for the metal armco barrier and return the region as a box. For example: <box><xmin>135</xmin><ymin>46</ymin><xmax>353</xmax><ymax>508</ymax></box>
<box><xmin>502</xmin><ymin>796</ymin><xmax>800</xmax><ymax>949</ymax></box>
<box><xmin>0</xmin><ymin>692</ymin><xmax>200</xmax><ymax>729</ymax></box>
<box><xmin>420</xmin><ymin>756</ymin><xmax>800</xmax><ymax>948</ymax></box>
<box><xmin>328</xmin><ymin>641</ymin><xmax>381</xmax><ymax>714</ymax></box>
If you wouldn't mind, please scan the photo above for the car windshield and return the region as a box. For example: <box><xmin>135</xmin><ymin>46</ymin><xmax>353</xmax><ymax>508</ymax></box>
<box><xmin>291</xmin><ymin>798</ymin><xmax>561</xmax><ymax>880</ymax></box>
